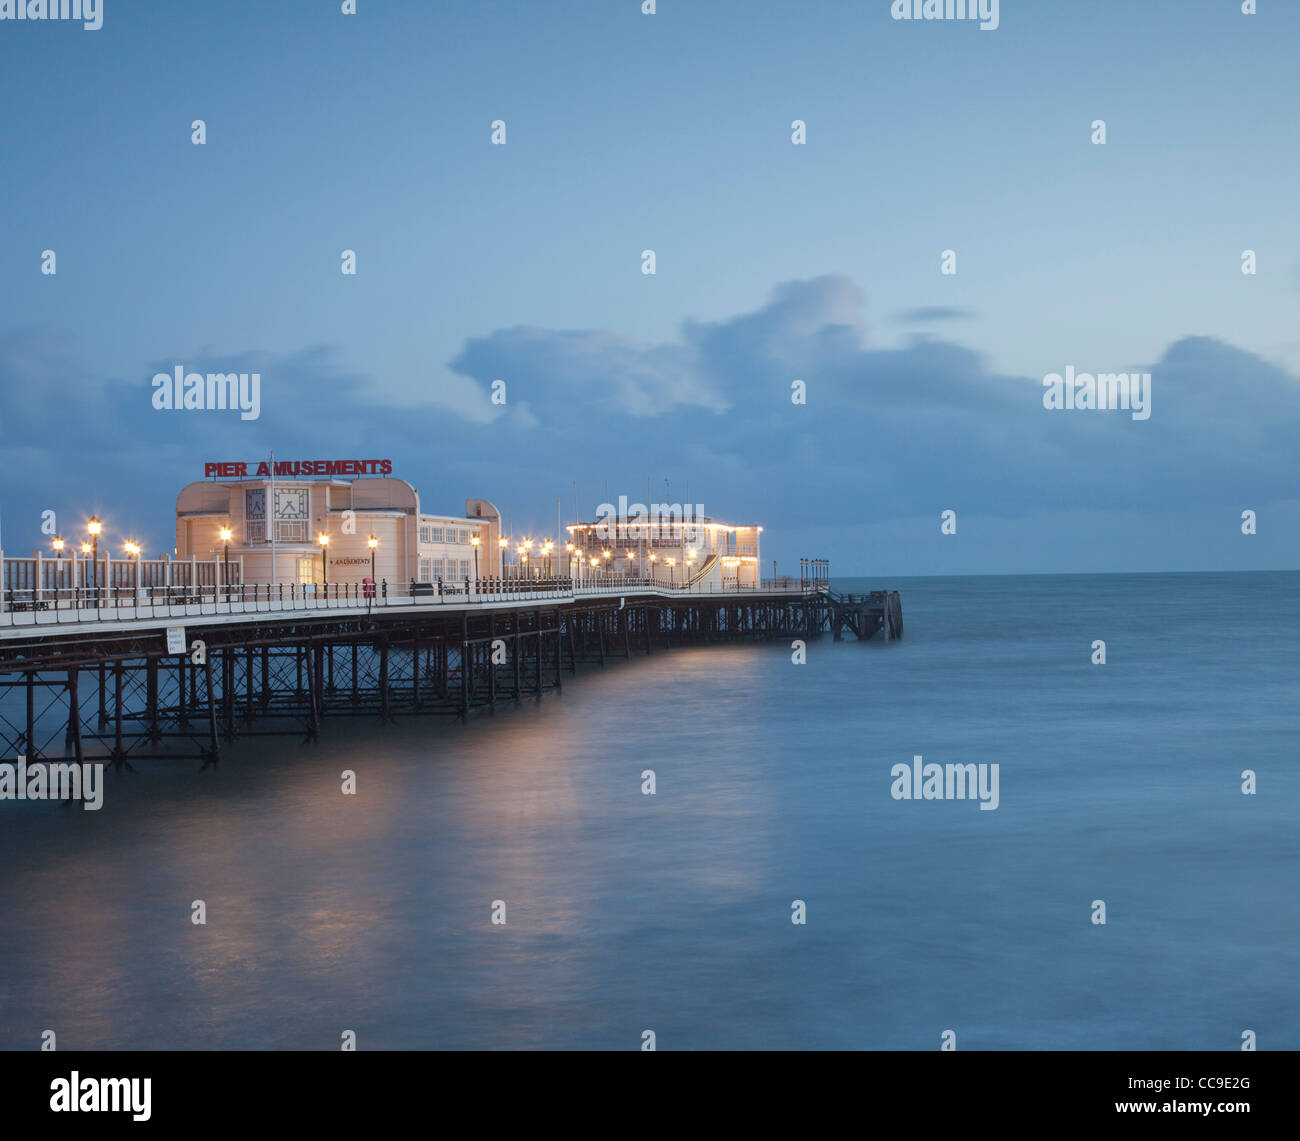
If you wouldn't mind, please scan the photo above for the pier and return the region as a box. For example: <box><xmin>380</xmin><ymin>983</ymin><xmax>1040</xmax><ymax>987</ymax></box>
<box><xmin>0</xmin><ymin>577</ymin><xmax>902</xmax><ymax>768</ymax></box>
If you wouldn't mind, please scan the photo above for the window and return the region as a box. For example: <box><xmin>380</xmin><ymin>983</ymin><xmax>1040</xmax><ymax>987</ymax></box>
<box><xmin>459</xmin><ymin>559</ymin><xmax>471</xmax><ymax>580</ymax></box>
<box><xmin>245</xmin><ymin>488</ymin><xmax>266</xmax><ymax>520</ymax></box>
<box><xmin>419</xmin><ymin>525</ymin><xmax>432</xmax><ymax>543</ymax></box>
<box><xmin>275</xmin><ymin>520</ymin><xmax>308</xmax><ymax>542</ymax></box>
<box><xmin>430</xmin><ymin>526</ymin><xmax>444</xmax><ymax>543</ymax></box>
<box><xmin>419</xmin><ymin>557</ymin><xmax>433</xmax><ymax>582</ymax></box>
<box><xmin>297</xmin><ymin>556</ymin><xmax>315</xmax><ymax>584</ymax></box>
<box><xmin>431</xmin><ymin>558</ymin><xmax>445</xmax><ymax>582</ymax></box>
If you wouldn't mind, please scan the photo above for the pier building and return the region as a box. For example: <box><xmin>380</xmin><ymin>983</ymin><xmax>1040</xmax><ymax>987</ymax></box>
<box><xmin>566</xmin><ymin>513</ymin><xmax>762</xmax><ymax>589</ymax></box>
<box><xmin>175</xmin><ymin>462</ymin><xmax>502</xmax><ymax>589</ymax></box>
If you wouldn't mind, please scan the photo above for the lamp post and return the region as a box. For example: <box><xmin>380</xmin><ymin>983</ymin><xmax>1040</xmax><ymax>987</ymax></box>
<box><xmin>471</xmin><ymin>534</ymin><xmax>481</xmax><ymax>585</ymax></box>
<box><xmin>368</xmin><ymin>534</ymin><xmax>378</xmax><ymax>581</ymax></box>
<box><xmin>124</xmin><ymin>541</ymin><xmax>141</xmax><ymax>600</ymax></box>
<box><xmin>87</xmin><ymin>516</ymin><xmax>102</xmax><ymax>594</ymax></box>
<box><xmin>498</xmin><ymin>536</ymin><xmax>508</xmax><ymax>583</ymax></box>
<box><xmin>666</xmin><ymin>556</ymin><xmax>676</xmax><ymax>586</ymax></box>
<box><xmin>543</xmin><ymin>540</ymin><xmax>553</xmax><ymax>578</ymax></box>
<box><xmin>220</xmin><ymin>527</ymin><xmax>232</xmax><ymax>602</ymax></box>
<box><xmin>318</xmin><ymin>532</ymin><xmax>329</xmax><ymax>592</ymax></box>
<box><xmin>51</xmin><ymin>536</ymin><xmax>64</xmax><ymax>605</ymax></box>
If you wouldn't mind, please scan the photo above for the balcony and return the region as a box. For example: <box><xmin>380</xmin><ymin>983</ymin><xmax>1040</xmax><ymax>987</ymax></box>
<box><xmin>243</xmin><ymin>520</ymin><xmax>309</xmax><ymax>544</ymax></box>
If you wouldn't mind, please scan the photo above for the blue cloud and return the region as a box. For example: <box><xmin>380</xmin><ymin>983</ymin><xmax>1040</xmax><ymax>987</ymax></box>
<box><xmin>2</xmin><ymin>278</ymin><xmax>1297</xmax><ymax>567</ymax></box>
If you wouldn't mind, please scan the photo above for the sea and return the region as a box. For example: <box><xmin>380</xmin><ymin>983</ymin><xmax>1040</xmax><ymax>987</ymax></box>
<box><xmin>0</xmin><ymin>571</ymin><xmax>1296</xmax><ymax>1050</ymax></box>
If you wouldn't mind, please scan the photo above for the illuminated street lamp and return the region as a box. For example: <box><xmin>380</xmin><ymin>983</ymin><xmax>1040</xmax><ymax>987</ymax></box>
<box><xmin>124</xmin><ymin>540</ymin><xmax>141</xmax><ymax>596</ymax></box>
<box><xmin>318</xmin><ymin>532</ymin><xmax>329</xmax><ymax>589</ymax></box>
<box><xmin>49</xmin><ymin>537</ymin><xmax>65</xmax><ymax>605</ymax></box>
<box><xmin>666</xmin><ymin>556</ymin><xmax>677</xmax><ymax>585</ymax></box>
<box><xmin>368</xmin><ymin>534</ymin><xmax>378</xmax><ymax>583</ymax></box>
<box><xmin>219</xmin><ymin>527</ymin><xmax>232</xmax><ymax>599</ymax></box>
<box><xmin>471</xmin><ymin>533</ymin><xmax>481</xmax><ymax>582</ymax></box>
<box><xmin>87</xmin><ymin>516</ymin><xmax>102</xmax><ymax>590</ymax></box>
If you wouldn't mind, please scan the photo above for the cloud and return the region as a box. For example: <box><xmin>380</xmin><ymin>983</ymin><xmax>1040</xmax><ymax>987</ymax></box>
<box><xmin>450</xmin><ymin>327</ymin><xmax>727</xmax><ymax>417</ymax></box>
<box><xmin>896</xmin><ymin>306</ymin><xmax>977</xmax><ymax>324</ymax></box>
<box><xmin>2</xmin><ymin>277</ymin><xmax>1298</xmax><ymax>563</ymax></box>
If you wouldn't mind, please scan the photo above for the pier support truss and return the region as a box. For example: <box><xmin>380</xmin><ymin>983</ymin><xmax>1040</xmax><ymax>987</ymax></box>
<box><xmin>0</xmin><ymin>591</ymin><xmax>900</xmax><ymax>766</ymax></box>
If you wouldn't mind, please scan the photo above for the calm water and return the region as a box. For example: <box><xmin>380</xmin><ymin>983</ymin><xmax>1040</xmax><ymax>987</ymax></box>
<box><xmin>1</xmin><ymin>572</ymin><xmax>1296</xmax><ymax>1050</ymax></box>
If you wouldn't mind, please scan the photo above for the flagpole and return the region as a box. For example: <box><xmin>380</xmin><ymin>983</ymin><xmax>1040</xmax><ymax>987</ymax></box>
<box><xmin>269</xmin><ymin>451</ymin><xmax>276</xmax><ymax>586</ymax></box>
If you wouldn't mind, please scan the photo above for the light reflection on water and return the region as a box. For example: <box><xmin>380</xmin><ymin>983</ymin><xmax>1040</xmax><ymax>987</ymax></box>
<box><xmin>1</xmin><ymin>572</ymin><xmax>1297</xmax><ymax>1049</ymax></box>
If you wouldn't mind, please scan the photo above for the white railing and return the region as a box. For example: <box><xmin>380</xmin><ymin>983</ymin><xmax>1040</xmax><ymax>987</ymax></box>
<box><xmin>1</xmin><ymin>553</ymin><xmax>241</xmax><ymax>597</ymax></box>
<box><xmin>0</xmin><ymin>574</ymin><xmax>819</xmax><ymax>631</ymax></box>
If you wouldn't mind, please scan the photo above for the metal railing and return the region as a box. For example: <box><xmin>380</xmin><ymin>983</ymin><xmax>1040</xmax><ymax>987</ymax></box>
<box><xmin>0</xmin><ymin>574</ymin><xmax>817</xmax><ymax>631</ymax></box>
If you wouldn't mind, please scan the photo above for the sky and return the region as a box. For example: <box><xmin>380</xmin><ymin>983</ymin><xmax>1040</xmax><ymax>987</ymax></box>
<box><xmin>1</xmin><ymin>0</ymin><xmax>1297</xmax><ymax>576</ymax></box>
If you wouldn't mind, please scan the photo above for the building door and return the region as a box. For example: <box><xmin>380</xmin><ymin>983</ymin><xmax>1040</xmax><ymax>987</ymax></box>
<box><xmin>297</xmin><ymin>556</ymin><xmax>316</xmax><ymax>585</ymax></box>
